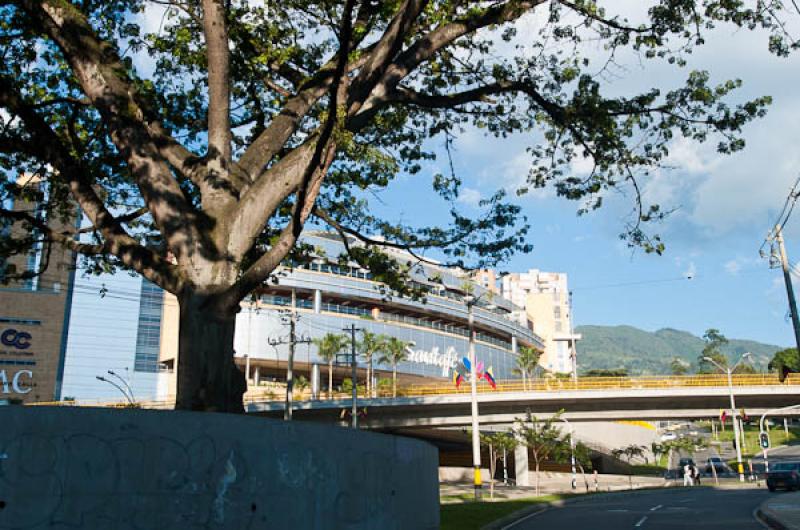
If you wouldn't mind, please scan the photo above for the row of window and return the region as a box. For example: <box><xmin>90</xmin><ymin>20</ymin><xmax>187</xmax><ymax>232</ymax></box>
<box><xmin>257</xmin><ymin>293</ymin><xmax>513</xmax><ymax>351</ymax></box>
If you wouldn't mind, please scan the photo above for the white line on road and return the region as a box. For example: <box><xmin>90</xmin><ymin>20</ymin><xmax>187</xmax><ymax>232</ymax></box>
<box><xmin>635</xmin><ymin>516</ymin><xmax>648</xmax><ymax>527</ymax></box>
<box><xmin>649</xmin><ymin>505</ymin><xmax>663</xmax><ymax>512</ymax></box>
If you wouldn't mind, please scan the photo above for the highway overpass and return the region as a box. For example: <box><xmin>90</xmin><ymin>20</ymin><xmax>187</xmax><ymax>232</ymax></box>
<box><xmin>247</xmin><ymin>383</ymin><xmax>800</xmax><ymax>428</ymax></box>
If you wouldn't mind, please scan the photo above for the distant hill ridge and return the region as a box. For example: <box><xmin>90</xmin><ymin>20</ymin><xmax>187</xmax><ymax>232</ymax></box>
<box><xmin>575</xmin><ymin>324</ymin><xmax>785</xmax><ymax>375</ymax></box>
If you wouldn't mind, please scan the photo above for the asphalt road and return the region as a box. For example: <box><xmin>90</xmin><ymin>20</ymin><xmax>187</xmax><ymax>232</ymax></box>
<box><xmin>508</xmin><ymin>487</ymin><xmax>775</xmax><ymax>530</ymax></box>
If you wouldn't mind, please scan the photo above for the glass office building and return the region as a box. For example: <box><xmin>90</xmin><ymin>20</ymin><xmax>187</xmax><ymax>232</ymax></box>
<box><xmin>227</xmin><ymin>233</ymin><xmax>544</xmax><ymax>388</ymax></box>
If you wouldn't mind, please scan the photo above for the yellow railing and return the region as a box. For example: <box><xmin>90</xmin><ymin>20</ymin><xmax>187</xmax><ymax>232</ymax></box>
<box><xmin>23</xmin><ymin>373</ymin><xmax>800</xmax><ymax>409</ymax></box>
<box><xmin>399</xmin><ymin>373</ymin><xmax>800</xmax><ymax>397</ymax></box>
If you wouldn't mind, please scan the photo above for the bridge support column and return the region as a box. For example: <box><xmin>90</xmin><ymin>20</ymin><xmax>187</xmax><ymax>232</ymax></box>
<box><xmin>514</xmin><ymin>443</ymin><xmax>530</xmax><ymax>487</ymax></box>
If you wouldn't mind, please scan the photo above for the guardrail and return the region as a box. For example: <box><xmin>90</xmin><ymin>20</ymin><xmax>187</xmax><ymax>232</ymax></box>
<box><xmin>24</xmin><ymin>373</ymin><xmax>800</xmax><ymax>409</ymax></box>
<box><xmin>400</xmin><ymin>373</ymin><xmax>800</xmax><ymax>397</ymax></box>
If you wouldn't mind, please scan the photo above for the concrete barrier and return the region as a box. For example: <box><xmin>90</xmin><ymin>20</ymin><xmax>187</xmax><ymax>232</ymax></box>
<box><xmin>0</xmin><ymin>406</ymin><xmax>439</xmax><ymax>529</ymax></box>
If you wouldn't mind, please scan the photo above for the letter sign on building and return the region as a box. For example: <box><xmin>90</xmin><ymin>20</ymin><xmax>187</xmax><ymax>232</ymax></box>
<box><xmin>1</xmin><ymin>329</ymin><xmax>32</xmax><ymax>349</ymax></box>
<box><xmin>0</xmin><ymin>370</ymin><xmax>32</xmax><ymax>394</ymax></box>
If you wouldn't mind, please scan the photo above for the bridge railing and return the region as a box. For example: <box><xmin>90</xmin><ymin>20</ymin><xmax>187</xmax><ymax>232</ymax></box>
<box><xmin>399</xmin><ymin>373</ymin><xmax>800</xmax><ymax>397</ymax></box>
<box><xmin>24</xmin><ymin>374</ymin><xmax>800</xmax><ymax>408</ymax></box>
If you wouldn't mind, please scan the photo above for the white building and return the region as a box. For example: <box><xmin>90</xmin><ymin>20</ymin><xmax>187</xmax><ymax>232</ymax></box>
<box><xmin>501</xmin><ymin>270</ymin><xmax>581</xmax><ymax>375</ymax></box>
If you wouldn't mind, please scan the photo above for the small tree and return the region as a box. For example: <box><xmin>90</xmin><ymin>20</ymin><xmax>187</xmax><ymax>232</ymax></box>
<box><xmin>514</xmin><ymin>346</ymin><xmax>541</xmax><ymax>390</ymax></box>
<box><xmin>514</xmin><ymin>413</ymin><xmax>570</xmax><ymax>496</ymax></box>
<box><xmin>358</xmin><ymin>331</ymin><xmax>388</xmax><ymax>398</ymax></box>
<box><xmin>697</xmin><ymin>329</ymin><xmax>729</xmax><ymax>374</ymax></box>
<box><xmin>378</xmin><ymin>336</ymin><xmax>411</xmax><ymax>398</ymax></box>
<box><xmin>612</xmin><ymin>444</ymin><xmax>646</xmax><ymax>489</ymax></box>
<box><xmin>670</xmin><ymin>358</ymin><xmax>690</xmax><ymax>376</ymax></box>
<box><xmin>313</xmin><ymin>333</ymin><xmax>349</xmax><ymax>399</ymax></box>
<box><xmin>480</xmin><ymin>431</ymin><xmax>518</xmax><ymax>499</ymax></box>
<box><xmin>769</xmin><ymin>348</ymin><xmax>800</xmax><ymax>382</ymax></box>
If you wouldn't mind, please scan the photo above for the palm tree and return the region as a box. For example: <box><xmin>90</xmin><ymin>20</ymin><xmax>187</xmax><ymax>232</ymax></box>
<box><xmin>313</xmin><ymin>333</ymin><xmax>349</xmax><ymax>399</ymax></box>
<box><xmin>378</xmin><ymin>337</ymin><xmax>410</xmax><ymax>397</ymax></box>
<box><xmin>359</xmin><ymin>331</ymin><xmax>388</xmax><ymax>398</ymax></box>
<box><xmin>514</xmin><ymin>346</ymin><xmax>542</xmax><ymax>390</ymax></box>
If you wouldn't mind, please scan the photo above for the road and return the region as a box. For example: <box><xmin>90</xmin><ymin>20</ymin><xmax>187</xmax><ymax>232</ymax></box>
<box><xmin>508</xmin><ymin>487</ymin><xmax>774</xmax><ymax>529</ymax></box>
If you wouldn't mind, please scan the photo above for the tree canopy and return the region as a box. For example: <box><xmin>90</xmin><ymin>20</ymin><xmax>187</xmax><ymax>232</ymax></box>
<box><xmin>0</xmin><ymin>1</ymin><xmax>795</xmax><ymax>410</ymax></box>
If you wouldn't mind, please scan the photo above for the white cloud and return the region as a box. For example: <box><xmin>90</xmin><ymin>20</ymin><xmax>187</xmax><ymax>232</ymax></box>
<box><xmin>457</xmin><ymin>188</ymin><xmax>482</xmax><ymax>208</ymax></box>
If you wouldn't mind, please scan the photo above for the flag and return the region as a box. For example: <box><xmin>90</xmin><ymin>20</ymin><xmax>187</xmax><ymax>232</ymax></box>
<box><xmin>484</xmin><ymin>367</ymin><xmax>497</xmax><ymax>390</ymax></box>
<box><xmin>741</xmin><ymin>409</ymin><xmax>749</xmax><ymax>422</ymax></box>
<box><xmin>720</xmin><ymin>409</ymin><xmax>728</xmax><ymax>423</ymax></box>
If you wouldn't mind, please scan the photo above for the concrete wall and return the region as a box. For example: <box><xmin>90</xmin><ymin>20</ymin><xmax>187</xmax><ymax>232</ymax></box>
<box><xmin>0</xmin><ymin>407</ymin><xmax>439</xmax><ymax>530</ymax></box>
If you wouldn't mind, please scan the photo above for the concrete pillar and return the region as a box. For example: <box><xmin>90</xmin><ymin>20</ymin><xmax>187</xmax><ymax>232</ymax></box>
<box><xmin>511</xmin><ymin>336</ymin><xmax>518</xmax><ymax>354</ymax></box>
<box><xmin>314</xmin><ymin>289</ymin><xmax>322</xmax><ymax>313</ymax></box>
<box><xmin>311</xmin><ymin>364</ymin><xmax>321</xmax><ymax>400</ymax></box>
<box><xmin>514</xmin><ymin>443</ymin><xmax>530</xmax><ymax>487</ymax></box>
<box><xmin>254</xmin><ymin>366</ymin><xmax>260</xmax><ymax>387</ymax></box>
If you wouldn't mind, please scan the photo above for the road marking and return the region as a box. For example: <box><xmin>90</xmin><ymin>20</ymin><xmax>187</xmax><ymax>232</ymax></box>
<box><xmin>649</xmin><ymin>505</ymin><xmax>663</xmax><ymax>512</ymax></box>
<box><xmin>635</xmin><ymin>516</ymin><xmax>648</xmax><ymax>527</ymax></box>
<box><xmin>608</xmin><ymin>509</ymin><xmax>630</xmax><ymax>512</ymax></box>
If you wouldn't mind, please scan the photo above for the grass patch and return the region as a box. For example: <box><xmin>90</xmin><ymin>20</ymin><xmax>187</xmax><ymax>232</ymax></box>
<box><xmin>717</xmin><ymin>425</ymin><xmax>800</xmax><ymax>458</ymax></box>
<box><xmin>629</xmin><ymin>464</ymin><xmax>667</xmax><ymax>476</ymax></box>
<box><xmin>440</xmin><ymin>494</ymin><xmax>569</xmax><ymax>530</ymax></box>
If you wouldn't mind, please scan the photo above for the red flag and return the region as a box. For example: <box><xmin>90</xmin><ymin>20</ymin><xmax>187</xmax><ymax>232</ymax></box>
<box><xmin>720</xmin><ymin>409</ymin><xmax>728</xmax><ymax>423</ymax></box>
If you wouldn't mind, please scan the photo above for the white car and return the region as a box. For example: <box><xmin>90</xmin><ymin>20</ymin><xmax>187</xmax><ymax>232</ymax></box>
<box><xmin>660</xmin><ymin>432</ymin><xmax>678</xmax><ymax>442</ymax></box>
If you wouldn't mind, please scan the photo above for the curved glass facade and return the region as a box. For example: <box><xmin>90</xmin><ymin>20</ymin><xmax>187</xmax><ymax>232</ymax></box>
<box><xmin>233</xmin><ymin>234</ymin><xmax>543</xmax><ymax>383</ymax></box>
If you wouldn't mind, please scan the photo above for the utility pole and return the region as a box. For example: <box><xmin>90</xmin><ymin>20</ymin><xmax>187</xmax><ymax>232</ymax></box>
<box><xmin>268</xmin><ymin>289</ymin><xmax>311</xmax><ymax>421</ymax></box>
<box><xmin>775</xmin><ymin>224</ymin><xmax>800</xmax><ymax>354</ymax></box>
<box><xmin>343</xmin><ymin>324</ymin><xmax>362</xmax><ymax>428</ymax></box>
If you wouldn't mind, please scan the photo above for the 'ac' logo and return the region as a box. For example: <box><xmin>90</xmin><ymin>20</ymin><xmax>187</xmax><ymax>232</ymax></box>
<box><xmin>1</xmin><ymin>329</ymin><xmax>32</xmax><ymax>350</ymax></box>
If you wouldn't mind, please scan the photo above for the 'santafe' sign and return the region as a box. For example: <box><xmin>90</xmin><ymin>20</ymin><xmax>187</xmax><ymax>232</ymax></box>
<box><xmin>405</xmin><ymin>345</ymin><xmax>459</xmax><ymax>377</ymax></box>
<box><xmin>0</xmin><ymin>370</ymin><xmax>33</xmax><ymax>394</ymax></box>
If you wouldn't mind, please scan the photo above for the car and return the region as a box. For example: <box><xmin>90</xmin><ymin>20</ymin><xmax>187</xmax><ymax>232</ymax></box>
<box><xmin>678</xmin><ymin>457</ymin><xmax>696</xmax><ymax>468</ymax></box>
<box><xmin>705</xmin><ymin>457</ymin><xmax>729</xmax><ymax>474</ymax></box>
<box><xmin>660</xmin><ymin>432</ymin><xmax>678</xmax><ymax>442</ymax></box>
<box><xmin>766</xmin><ymin>461</ymin><xmax>800</xmax><ymax>492</ymax></box>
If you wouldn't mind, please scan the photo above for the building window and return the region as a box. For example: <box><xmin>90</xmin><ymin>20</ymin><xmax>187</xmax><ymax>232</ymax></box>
<box><xmin>134</xmin><ymin>280</ymin><xmax>164</xmax><ymax>372</ymax></box>
<box><xmin>554</xmin><ymin>306</ymin><xmax>561</xmax><ymax>319</ymax></box>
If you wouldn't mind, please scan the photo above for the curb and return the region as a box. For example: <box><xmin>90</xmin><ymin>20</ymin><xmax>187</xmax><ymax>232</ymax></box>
<box><xmin>481</xmin><ymin>486</ymin><xmax>693</xmax><ymax>530</ymax></box>
<box><xmin>756</xmin><ymin>508</ymin><xmax>791</xmax><ymax>530</ymax></box>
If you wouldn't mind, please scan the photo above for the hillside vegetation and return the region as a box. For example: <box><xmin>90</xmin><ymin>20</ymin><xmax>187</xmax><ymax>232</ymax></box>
<box><xmin>575</xmin><ymin>325</ymin><xmax>784</xmax><ymax>375</ymax></box>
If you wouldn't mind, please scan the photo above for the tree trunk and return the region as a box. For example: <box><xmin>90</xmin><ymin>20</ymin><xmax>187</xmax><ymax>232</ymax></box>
<box><xmin>392</xmin><ymin>363</ymin><xmax>397</xmax><ymax>398</ymax></box>
<box><xmin>175</xmin><ymin>291</ymin><xmax>246</xmax><ymax>412</ymax></box>
<box><xmin>535</xmin><ymin>461</ymin><xmax>540</xmax><ymax>496</ymax></box>
<box><xmin>328</xmin><ymin>359</ymin><xmax>334</xmax><ymax>399</ymax></box>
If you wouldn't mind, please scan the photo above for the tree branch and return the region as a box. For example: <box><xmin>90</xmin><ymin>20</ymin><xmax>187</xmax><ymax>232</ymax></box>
<box><xmin>202</xmin><ymin>0</ymin><xmax>232</xmax><ymax>162</ymax></box>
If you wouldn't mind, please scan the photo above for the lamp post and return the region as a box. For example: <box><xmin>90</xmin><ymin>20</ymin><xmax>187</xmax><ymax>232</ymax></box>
<box><xmin>557</xmin><ymin>416</ymin><xmax>577</xmax><ymax>490</ymax></box>
<box><xmin>465</xmin><ymin>295</ymin><xmax>482</xmax><ymax>500</ymax></box>
<box><xmin>702</xmin><ymin>352</ymin><xmax>752</xmax><ymax>482</ymax></box>
<box><xmin>107</xmin><ymin>369</ymin><xmax>135</xmax><ymax>403</ymax></box>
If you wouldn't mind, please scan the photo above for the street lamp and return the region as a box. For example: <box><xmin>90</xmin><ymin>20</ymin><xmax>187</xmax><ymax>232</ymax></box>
<box><xmin>96</xmin><ymin>375</ymin><xmax>134</xmax><ymax>405</ymax></box>
<box><xmin>107</xmin><ymin>369</ymin><xmax>135</xmax><ymax>403</ymax></box>
<box><xmin>464</xmin><ymin>292</ymin><xmax>498</xmax><ymax>500</ymax></box>
<box><xmin>702</xmin><ymin>351</ymin><xmax>752</xmax><ymax>482</ymax></box>
<box><xmin>557</xmin><ymin>416</ymin><xmax>577</xmax><ymax>490</ymax></box>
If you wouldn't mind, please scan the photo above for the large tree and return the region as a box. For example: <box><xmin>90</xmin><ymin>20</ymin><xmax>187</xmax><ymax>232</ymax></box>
<box><xmin>0</xmin><ymin>1</ymin><xmax>793</xmax><ymax>411</ymax></box>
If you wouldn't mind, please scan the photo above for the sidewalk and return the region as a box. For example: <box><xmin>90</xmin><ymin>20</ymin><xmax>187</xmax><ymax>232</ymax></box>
<box><xmin>758</xmin><ymin>492</ymin><xmax>800</xmax><ymax>530</ymax></box>
<box><xmin>441</xmin><ymin>472</ymin><xmax>666</xmax><ymax>502</ymax></box>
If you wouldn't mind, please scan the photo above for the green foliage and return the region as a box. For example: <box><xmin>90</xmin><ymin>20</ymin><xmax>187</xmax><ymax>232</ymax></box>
<box><xmin>358</xmin><ymin>330</ymin><xmax>387</xmax><ymax>364</ymax></box>
<box><xmin>378</xmin><ymin>337</ymin><xmax>411</xmax><ymax>367</ymax></box>
<box><xmin>513</xmin><ymin>346</ymin><xmax>542</xmax><ymax>386</ymax></box>
<box><xmin>576</xmin><ymin>325</ymin><xmax>779</xmax><ymax>375</ymax></box>
<box><xmin>670</xmin><ymin>357</ymin><xmax>690</xmax><ymax>375</ymax></box>
<box><xmin>697</xmin><ymin>329</ymin><xmax>729</xmax><ymax>373</ymax></box>
<box><xmin>581</xmin><ymin>368</ymin><xmax>628</xmax><ymax>377</ymax></box>
<box><xmin>313</xmin><ymin>333</ymin><xmax>350</xmax><ymax>363</ymax></box>
<box><xmin>769</xmin><ymin>348</ymin><xmax>800</xmax><ymax>380</ymax></box>
<box><xmin>514</xmin><ymin>412</ymin><xmax>571</xmax><ymax>494</ymax></box>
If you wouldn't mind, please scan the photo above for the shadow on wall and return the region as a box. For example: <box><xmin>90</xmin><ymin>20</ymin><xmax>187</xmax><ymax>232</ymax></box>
<box><xmin>0</xmin><ymin>406</ymin><xmax>439</xmax><ymax>530</ymax></box>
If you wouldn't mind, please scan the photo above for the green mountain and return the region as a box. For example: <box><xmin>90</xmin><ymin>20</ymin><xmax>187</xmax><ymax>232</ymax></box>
<box><xmin>575</xmin><ymin>325</ymin><xmax>785</xmax><ymax>375</ymax></box>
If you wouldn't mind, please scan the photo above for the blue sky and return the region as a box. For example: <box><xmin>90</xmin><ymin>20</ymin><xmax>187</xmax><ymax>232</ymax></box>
<box><xmin>132</xmin><ymin>2</ymin><xmax>800</xmax><ymax>346</ymax></box>
<box><xmin>356</xmin><ymin>8</ymin><xmax>800</xmax><ymax>347</ymax></box>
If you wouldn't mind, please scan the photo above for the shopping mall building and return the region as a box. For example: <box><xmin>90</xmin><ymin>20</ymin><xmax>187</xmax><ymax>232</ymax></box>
<box><xmin>1</xmin><ymin>226</ymin><xmax>550</xmax><ymax>402</ymax></box>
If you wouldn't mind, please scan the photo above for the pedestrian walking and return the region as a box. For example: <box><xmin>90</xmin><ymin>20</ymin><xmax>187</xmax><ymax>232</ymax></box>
<box><xmin>692</xmin><ymin>464</ymin><xmax>701</xmax><ymax>486</ymax></box>
<box><xmin>683</xmin><ymin>463</ymin><xmax>694</xmax><ymax>486</ymax></box>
